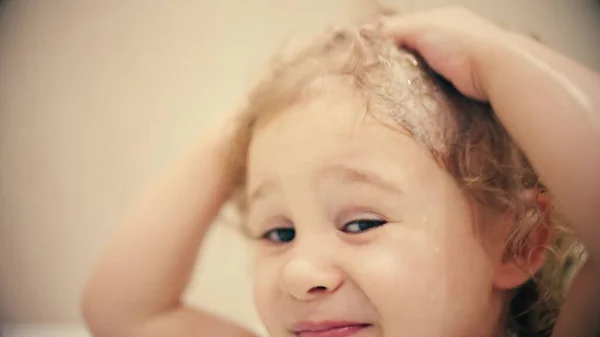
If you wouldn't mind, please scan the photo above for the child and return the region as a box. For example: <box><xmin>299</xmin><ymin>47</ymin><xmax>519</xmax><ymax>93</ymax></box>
<box><xmin>82</xmin><ymin>7</ymin><xmax>600</xmax><ymax>337</ymax></box>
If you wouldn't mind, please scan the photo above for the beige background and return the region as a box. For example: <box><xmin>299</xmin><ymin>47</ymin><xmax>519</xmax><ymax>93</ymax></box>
<box><xmin>1</xmin><ymin>0</ymin><xmax>599</xmax><ymax>333</ymax></box>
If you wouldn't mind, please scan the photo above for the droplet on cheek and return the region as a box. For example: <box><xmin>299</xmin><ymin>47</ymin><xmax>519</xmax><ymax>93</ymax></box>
<box><xmin>430</xmin><ymin>293</ymin><xmax>437</xmax><ymax>302</ymax></box>
<box><xmin>433</xmin><ymin>247</ymin><xmax>440</xmax><ymax>253</ymax></box>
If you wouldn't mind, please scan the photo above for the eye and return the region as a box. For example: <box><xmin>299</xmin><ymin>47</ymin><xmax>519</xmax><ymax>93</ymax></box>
<box><xmin>342</xmin><ymin>219</ymin><xmax>387</xmax><ymax>233</ymax></box>
<box><xmin>261</xmin><ymin>227</ymin><xmax>296</xmax><ymax>244</ymax></box>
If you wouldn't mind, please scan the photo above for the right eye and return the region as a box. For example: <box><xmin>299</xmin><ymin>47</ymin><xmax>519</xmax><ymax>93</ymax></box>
<box><xmin>261</xmin><ymin>228</ymin><xmax>296</xmax><ymax>244</ymax></box>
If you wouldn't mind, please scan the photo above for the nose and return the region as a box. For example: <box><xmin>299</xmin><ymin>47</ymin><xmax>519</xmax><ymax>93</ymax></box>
<box><xmin>279</xmin><ymin>256</ymin><xmax>344</xmax><ymax>301</ymax></box>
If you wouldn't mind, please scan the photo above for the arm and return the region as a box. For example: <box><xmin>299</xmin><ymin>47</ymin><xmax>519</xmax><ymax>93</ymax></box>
<box><xmin>385</xmin><ymin>9</ymin><xmax>600</xmax><ymax>254</ymax></box>
<box><xmin>477</xmin><ymin>32</ymin><xmax>600</xmax><ymax>258</ymax></box>
<box><xmin>478</xmin><ymin>30</ymin><xmax>600</xmax><ymax>337</ymax></box>
<box><xmin>81</xmin><ymin>125</ymin><xmax>255</xmax><ymax>337</ymax></box>
<box><xmin>383</xmin><ymin>7</ymin><xmax>600</xmax><ymax>336</ymax></box>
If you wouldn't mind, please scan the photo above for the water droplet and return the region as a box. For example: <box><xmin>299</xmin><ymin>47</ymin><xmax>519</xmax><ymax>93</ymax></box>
<box><xmin>433</xmin><ymin>247</ymin><xmax>440</xmax><ymax>253</ymax></box>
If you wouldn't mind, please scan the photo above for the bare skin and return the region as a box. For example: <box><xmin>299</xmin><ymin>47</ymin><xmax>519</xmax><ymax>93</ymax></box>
<box><xmin>382</xmin><ymin>8</ymin><xmax>600</xmax><ymax>337</ymax></box>
<box><xmin>81</xmin><ymin>120</ymin><xmax>256</xmax><ymax>337</ymax></box>
<box><xmin>82</xmin><ymin>7</ymin><xmax>600</xmax><ymax>337</ymax></box>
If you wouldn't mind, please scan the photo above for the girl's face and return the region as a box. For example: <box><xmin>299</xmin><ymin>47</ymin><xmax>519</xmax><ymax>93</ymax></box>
<box><xmin>246</xmin><ymin>90</ymin><xmax>506</xmax><ymax>337</ymax></box>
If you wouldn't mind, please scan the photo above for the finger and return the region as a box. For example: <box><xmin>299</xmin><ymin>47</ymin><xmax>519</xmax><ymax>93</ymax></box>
<box><xmin>379</xmin><ymin>14</ymin><xmax>438</xmax><ymax>51</ymax></box>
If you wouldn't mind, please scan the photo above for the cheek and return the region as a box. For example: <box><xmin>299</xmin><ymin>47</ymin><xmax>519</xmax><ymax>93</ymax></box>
<box><xmin>344</xmin><ymin>228</ymin><xmax>447</xmax><ymax>313</ymax></box>
<box><xmin>344</xmin><ymin>227</ymin><xmax>495</xmax><ymax>336</ymax></box>
<box><xmin>342</xmin><ymin>199</ymin><xmax>496</xmax><ymax>335</ymax></box>
<box><xmin>403</xmin><ymin>172</ymin><xmax>497</xmax><ymax>301</ymax></box>
<box><xmin>252</xmin><ymin>255</ymin><xmax>281</xmax><ymax>330</ymax></box>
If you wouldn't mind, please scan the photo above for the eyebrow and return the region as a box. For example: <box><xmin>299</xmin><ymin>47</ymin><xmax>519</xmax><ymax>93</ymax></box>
<box><xmin>247</xmin><ymin>164</ymin><xmax>404</xmax><ymax>206</ymax></box>
<box><xmin>317</xmin><ymin>164</ymin><xmax>404</xmax><ymax>195</ymax></box>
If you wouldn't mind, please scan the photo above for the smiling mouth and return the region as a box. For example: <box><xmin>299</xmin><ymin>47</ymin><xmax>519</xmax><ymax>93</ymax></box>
<box><xmin>293</xmin><ymin>322</ymin><xmax>372</xmax><ymax>337</ymax></box>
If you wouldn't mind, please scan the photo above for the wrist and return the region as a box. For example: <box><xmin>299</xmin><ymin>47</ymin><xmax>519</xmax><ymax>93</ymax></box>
<box><xmin>471</xmin><ymin>32</ymin><xmax>511</xmax><ymax>101</ymax></box>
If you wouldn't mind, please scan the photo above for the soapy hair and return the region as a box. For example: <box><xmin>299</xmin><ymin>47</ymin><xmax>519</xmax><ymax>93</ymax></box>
<box><xmin>227</xmin><ymin>24</ymin><xmax>582</xmax><ymax>337</ymax></box>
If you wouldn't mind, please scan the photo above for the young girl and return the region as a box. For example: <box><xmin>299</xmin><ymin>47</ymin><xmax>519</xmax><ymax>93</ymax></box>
<box><xmin>81</xmin><ymin>7</ymin><xmax>600</xmax><ymax>337</ymax></box>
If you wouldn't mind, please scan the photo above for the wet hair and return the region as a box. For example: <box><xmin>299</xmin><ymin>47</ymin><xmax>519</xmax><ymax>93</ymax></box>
<box><xmin>227</xmin><ymin>23</ymin><xmax>582</xmax><ymax>337</ymax></box>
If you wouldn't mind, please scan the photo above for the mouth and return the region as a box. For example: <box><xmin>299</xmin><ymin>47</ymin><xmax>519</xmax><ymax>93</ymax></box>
<box><xmin>293</xmin><ymin>321</ymin><xmax>372</xmax><ymax>337</ymax></box>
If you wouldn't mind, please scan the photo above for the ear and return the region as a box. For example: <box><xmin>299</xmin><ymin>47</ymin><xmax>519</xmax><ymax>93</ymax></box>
<box><xmin>493</xmin><ymin>190</ymin><xmax>553</xmax><ymax>290</ymax></box>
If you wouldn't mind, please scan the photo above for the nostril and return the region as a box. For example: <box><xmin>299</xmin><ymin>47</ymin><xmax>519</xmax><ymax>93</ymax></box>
<box><xmin>308</xmin><ymin>286</ymin><xmax>327</xmax><ymax>294</ymax></box>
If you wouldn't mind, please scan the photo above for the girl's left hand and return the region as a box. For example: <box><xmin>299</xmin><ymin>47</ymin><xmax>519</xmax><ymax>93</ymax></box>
<box><xmin>380</xmin><ymin>6</ymin><xmax>513</xmax><ymax>101</ymax></box>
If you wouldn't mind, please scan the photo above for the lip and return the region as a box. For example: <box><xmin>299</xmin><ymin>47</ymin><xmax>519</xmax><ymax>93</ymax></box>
<box><xmin>293</xmin><ymin>321</ymin><xmax>371</xmax><ymax>337</ymax></box>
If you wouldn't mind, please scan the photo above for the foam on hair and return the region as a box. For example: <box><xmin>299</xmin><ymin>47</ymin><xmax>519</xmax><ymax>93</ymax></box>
<box><xmin>228</xmin><ymin>24</ymin><xmax>582</xmax><ymax>337</ymax></box>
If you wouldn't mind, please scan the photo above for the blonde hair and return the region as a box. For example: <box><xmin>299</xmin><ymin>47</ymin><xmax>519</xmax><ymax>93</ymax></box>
<box><xmin>228</xmin><ymin>24</ymin><xmax>582</xmax><ymax>337</ymax></box>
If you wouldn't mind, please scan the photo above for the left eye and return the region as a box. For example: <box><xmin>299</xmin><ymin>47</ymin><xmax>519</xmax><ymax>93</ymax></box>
<box><xmin>342</xmin><ymin>219</ymin><xmax>387</xmax><ymax>233</ymax></box>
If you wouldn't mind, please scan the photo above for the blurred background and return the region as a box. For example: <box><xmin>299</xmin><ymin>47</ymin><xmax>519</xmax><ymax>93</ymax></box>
<box><xmin>0</xmin><ymin>0</ymin><xmax>599</xmax><ymax>336</ymax></box>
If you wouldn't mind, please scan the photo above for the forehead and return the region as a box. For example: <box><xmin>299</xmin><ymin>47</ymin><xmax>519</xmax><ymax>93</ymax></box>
<box><xmin>246</xmin><ymin>87</ymin><xmax>440</xmax><ymax>193</ymax></box>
